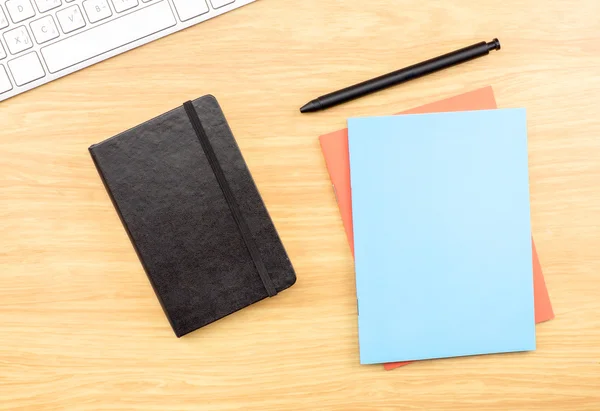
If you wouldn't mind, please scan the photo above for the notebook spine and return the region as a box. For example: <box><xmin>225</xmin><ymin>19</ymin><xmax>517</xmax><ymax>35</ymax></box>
<box><xmin>88</xmin><ymin>146</ymin><xmax>181</xmax><ymax>337</ymax></box>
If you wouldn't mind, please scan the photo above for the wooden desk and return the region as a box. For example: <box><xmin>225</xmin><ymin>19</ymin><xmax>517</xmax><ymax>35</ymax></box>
<box><xmin>2</xmin><ymin>1</ymin><xmax>599</xmax><ymax>409</ymax></box>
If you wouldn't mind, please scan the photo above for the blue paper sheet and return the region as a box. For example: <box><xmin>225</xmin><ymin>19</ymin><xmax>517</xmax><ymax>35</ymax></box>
<box><xmin>348</xmin><ymin>108</ymin><xmax>536</xmax><ymax>365</ymax></box>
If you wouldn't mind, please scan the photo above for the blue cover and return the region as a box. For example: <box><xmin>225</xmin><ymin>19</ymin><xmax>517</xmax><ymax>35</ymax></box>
<box><xmin>348</xmin><ymin>109</ymin><xmax>535</xmax><ymax>364</ymax></box>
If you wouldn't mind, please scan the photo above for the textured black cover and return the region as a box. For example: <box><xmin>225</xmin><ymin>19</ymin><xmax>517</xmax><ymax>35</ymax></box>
<box><xmin>89</xmin><ymin>95</ymin><xmax>296</xmax><ymax>337</ymax></box>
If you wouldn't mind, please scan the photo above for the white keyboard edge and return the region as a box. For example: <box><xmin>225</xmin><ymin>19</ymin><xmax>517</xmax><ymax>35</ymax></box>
<box><xmin>0</xmin><ymin>0</ymin><xmax>255</xmax><ymax>103</ymax></box>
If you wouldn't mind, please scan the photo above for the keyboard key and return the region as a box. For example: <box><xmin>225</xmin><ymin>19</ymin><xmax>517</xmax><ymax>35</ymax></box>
<box><xmin>41</xmin><ymin>1</ymin><xmax>176</xmax><ymax>73</ymax></box>
<box><xmin>172</xmin><ymin>0</ymin><xmax>208</xmax><ymax>22</ymax></box>
<box><xmin>210</xmin><ymin>0</ymin><xmax>234</xmax><ymax>8</ymax></box>
<box><xmin>0</xmin><ymin>42</ymin><xmax>6</xmax><ymax>60</ymax></box>
<box><xmin>0</xmin><ymin>6</ymin><xmax>9</xmax><ymax>29</ymax></box>
<box><xmin>7</xmin><ymin>51</ymin><xmax>45</xmax><ymax>86</ymax></box>
<box><xmin>6</xmin><ymin>0</ymin><xmax>36</xmax><ymax>24</ymax></box>
<box><xmin>34</xmin><ymin>0</ymin><xmax>61</xmax><ymax>13</ymax></box>
<box><xmin>30</xmin><ymin>15</ymin><xmax>59</xmax><ymax>44</ymax></box>
<box><xmin>0</xmin><ymin>65</ymin><xmax>13</xmax><ymax>93</ymax></box>
<box><xmin>56</xmin><ymin>5</ymin><xmax>85</xmax><ymax>33</ymax></box>
<box><xmin>3</xmin><ymin>26</ymin><xmax>33</xmax><ymax>54</ymax></box>
<box><xmin>83</xmin><ymin>0</ymin><xmax>112</xmax><ymax>23</ymax></box>
<box><xmin>111</xmin><ymin>0</ymin><xmax>138</xmax><ymax>13</ymax></box>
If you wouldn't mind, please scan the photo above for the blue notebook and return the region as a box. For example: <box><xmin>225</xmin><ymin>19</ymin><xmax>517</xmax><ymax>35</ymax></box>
<box><xmin>348</xmin><ymin>109</ymin><xmax>536</xmax><ymax>365</ymax></box>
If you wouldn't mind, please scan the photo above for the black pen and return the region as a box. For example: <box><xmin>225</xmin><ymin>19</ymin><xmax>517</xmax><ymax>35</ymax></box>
<box><xmin>300</xmin><ymin>38</ymin><xmax>501</xmax><ymax>113</ymax></box>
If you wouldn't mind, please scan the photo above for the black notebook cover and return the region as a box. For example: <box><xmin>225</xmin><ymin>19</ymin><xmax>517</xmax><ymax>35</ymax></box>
<box><xmin>89</xmin><ymin>95</ymin><xmax>296</xmax><ymax>337</ymax></box>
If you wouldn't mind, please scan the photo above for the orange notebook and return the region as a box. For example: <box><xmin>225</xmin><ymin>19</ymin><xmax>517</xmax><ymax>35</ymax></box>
<box><xmin>319</xmin><ymin>86</ymin><xmax>554</xmax><ymax>370</ymax></box>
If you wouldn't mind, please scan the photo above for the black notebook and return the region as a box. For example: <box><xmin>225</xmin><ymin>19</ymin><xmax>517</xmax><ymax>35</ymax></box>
<box><xmin>89</xmin><ymin>95</ymin><xmax>296</xmax><ymax>337</ymax></box>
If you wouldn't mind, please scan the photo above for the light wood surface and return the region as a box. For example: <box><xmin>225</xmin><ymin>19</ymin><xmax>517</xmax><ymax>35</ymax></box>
<box><xmin>2</xmin><ymin>0</ymin><xmax>600</xmax><ymax>409</ymax></box>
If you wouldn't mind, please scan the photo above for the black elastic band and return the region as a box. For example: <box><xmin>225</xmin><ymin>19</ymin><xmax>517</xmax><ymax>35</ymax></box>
<box><xmin>183</xmin><ymin>101</ymin><xmax>278</xmax><ymax>297</ymax></box>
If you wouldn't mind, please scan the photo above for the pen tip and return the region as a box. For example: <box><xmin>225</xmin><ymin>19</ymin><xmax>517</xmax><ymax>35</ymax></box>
<box><xmin>300</xmin><ymin>100</ymin><xmax>320</xmax><ymax>113</ymax></box>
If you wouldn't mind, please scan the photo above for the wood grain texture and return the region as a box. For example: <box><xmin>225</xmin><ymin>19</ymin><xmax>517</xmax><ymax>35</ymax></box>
<box><xmin>1</xmin><ymin>0</ymin><xmax>599</xmax><ymax>409</ymax></box>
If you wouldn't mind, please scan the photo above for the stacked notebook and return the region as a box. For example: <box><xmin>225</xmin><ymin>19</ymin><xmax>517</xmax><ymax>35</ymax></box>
<box><xmin>319</xmin><ymin>87</ymin><xmax>554</xmax><ymax>369</ymax></box>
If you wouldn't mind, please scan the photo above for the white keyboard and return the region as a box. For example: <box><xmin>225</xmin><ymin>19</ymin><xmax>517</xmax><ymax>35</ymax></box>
<box><xmin>0</xmin><ymin>0</ymin><xmax>254</xmax><ymax>102</ymax></box>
